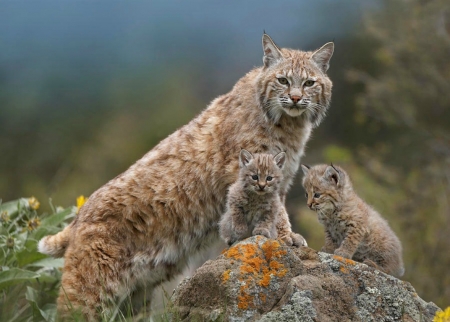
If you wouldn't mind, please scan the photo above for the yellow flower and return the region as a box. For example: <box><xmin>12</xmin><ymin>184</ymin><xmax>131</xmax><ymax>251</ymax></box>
<box><xmin>26</xmin><ymin>218</ymin><xmax>41</xmax><ymax>231</ymax></box>
<box><xmin>1</xmin><ymin>211</ymin><xmax>10</xmax><ymax>223</ymax></box>
<box><xmin>76</xmin><ymin>195</ymin><xmax>88</xmax><ymax>213</ymax></box>
<box><xmin>434</xmin><ymin>306</ymin><xmax>450</xmax><ymax>322</ymax></box>
<box><xmin>28</xmin><ymin>196</ymin><xmax>40</xmax><ymax>210</ymax></box>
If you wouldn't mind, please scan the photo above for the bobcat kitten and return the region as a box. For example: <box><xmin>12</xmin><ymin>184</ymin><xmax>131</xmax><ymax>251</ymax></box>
<box><xmin>220</xmin><ymin>150</ymin><xmax>286</xmax><ymax>245</ymax></box>
<box><xmin>38</xmin><ymin>33</ymin><xmax>334</xmax><ymax>319</ymax></box>
<box><xmin>301</xmin><ymin>164</ymin><xmax>404</xmax><ymax>277</ymax></box>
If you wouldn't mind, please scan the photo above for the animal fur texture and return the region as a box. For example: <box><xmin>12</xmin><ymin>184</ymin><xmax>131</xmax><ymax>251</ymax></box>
<box><xmin>38</xmin><ymin>33</ymin><xmax>334</xmax><ymax>319</ymax></box>
<box><xmin>219</xmin><ymin>150</ymin><xmax>286</xmax><ymax>245</ymax></box>
<box><xmin>301</xmin><ymin>164</ymin><xmax>405</xmax><ymax>277</ymax></box>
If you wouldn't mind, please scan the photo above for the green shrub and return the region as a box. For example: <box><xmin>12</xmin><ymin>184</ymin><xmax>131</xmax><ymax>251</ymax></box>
<box><xmin>0</xmin><ymin>197</ymin><xmax>75</xmax><ymax>321</ymax></box>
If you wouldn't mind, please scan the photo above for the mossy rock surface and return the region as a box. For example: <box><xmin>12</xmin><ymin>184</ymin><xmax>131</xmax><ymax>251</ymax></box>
<box><xmin>171</xmin><ymin>236</ymin><xmax>440</xmax><ymax>321</ymax></box>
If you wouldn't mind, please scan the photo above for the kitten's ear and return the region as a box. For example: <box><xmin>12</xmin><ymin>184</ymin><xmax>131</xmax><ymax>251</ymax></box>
<box><xmin>262</xmin><ymin>33</ymin><xmax>283</xmax><ymax>68</ymax></box>
<box><xmin>324</xmin><ymin>164</ymin><xmax>340</xmax><ymax>185</ymax></box>
<box><xmin>239</xmin><ymin>149</ymin><xmax>254</xmax><ymax>167</ymax></box>
<box><xmin>301</xmin><ymin>164</ymin><xmax>310</xmax><ymax>175</ymax></box>
<box><xmin>273</xmin><ymin>152</ymin><xmax>286</xmax><ymax>169</ymax></box>
<box><xmin>311</xmin><ymin>42</ymin><xmax>334</xmax><ymax>73</ymax></box>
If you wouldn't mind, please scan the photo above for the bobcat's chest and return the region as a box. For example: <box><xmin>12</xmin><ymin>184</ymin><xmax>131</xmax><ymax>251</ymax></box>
<box><xmin>266</xmin><ymin>122</ymin><xmax>313</xmax><ymax>193</ymax></box>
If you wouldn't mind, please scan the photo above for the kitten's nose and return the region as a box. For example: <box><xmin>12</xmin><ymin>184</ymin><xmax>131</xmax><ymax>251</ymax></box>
<box><xmin>307</xmin><ymin>201</ymin><xmax>313</xmax><ymax>209</ymax></box>
<box><xmin>290</xmin><ymin>95</ymin><xmax>301</xmax><ymax>104</ymax></box>
<box><xmin>258</xmin><ymin>183</ymin><xmax>266</xmax><ymax>190</ymax></box>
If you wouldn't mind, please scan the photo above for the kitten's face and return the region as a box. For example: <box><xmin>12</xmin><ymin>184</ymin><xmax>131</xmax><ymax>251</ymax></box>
<box><xmin>301</xmin><ymin>164</ymin><xmax>345</xmax><ymax>217</ymax></box>
<box><xmin>239</xmin><ymin>151</ymin><xmax>285</xmax><ymax>195</ymax></box>
<box><xmin>258</xmin><ymin>35</ymin><xmax>334</xmax><ymax>126</ymax></box>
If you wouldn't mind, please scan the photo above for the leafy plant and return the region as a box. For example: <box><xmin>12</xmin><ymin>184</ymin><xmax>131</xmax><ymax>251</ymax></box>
<box><xmin>0</xmin><ymin>197</ymin><xmax>75</xmax><ymax>321</ymax></box>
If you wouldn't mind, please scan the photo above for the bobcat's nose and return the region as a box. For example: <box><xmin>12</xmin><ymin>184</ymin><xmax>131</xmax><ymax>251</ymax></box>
<box><xmin>258</xmin><ymin>183</ymin><xmax>266</xmax><ymax>190</ymax></box>
<box><xmin>307</xmin><ymin>201</ymin><xmax>313</xmax><ymax>209</ymax></box>
<box><xmin>290</xmin><ymin>95</ymin><xmax>301</xmax><ymax>104</ymax></box>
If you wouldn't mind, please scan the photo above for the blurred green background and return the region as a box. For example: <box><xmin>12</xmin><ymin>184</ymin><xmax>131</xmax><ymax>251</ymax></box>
<box><xmin>1</xmin><ymin>0</ymin><xmax>449</xmax><ymax>309</ymax></box>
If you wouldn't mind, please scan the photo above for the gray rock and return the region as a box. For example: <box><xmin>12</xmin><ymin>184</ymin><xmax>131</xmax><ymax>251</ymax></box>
<box><xmin>170</xmin><ymin>236</ymin><xmax>440</xmax><ymax>321</ymax></box>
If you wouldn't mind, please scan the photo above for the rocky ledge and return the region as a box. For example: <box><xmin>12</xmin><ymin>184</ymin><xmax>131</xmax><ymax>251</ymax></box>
<box><xmin>170</xmin><ymin>236</ymin><xmax>440</xmax><ymax>321</ymax></box>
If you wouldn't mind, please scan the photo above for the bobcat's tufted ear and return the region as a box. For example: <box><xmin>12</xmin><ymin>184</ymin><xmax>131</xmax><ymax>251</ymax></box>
<box><xmin>311</xmin><ymin>42</ymin><xmax>334</xmax><ymax>73</ymax></box>
<box><xmin>239</xmin><ymin>149</ymin><xmax>254</xmax><ymax>168</ymax></box>
<box><xmin>301</xmin><ymin>164</ymin><xmax>310</xmax><ymax>175</ymax></box>
<box><xmin>262</xmin><ymin>33</ymin><xmax>283</xmax><ymax>68</ymax></box>
<box><xmin>273</xmin><ymin>152</ymin><xmax>286</xmax><ymax>169</ymax></box>
<box><xmin>324</xmin><ymin>164</ymin><xmax>340</xmax><ymax>185</ymax></box>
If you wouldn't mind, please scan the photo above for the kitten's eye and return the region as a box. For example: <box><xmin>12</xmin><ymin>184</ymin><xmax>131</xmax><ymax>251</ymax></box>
<box><xmin>251</xmin><ymin>175</ymin><xmax>259</xmax><ymax>180</ymax></box>
<box><xmin>266</xmin><ymin>176</ymin><xmax>273</xmax><ymax>181</ymax></box>
<box><xmin>278</xmin><ymin>78</ymin><xmax>289</xmax><ymax>85</ymax></box>
<box><xmin>304</xmin><ymin>80</ymin><xmax>315</xmax><ymax>87</ymax></box>
<box><xmin>314</xmin><ymin>192</ymin><xmax>321</xmax><ymax>198</ymax></box>
<box><xmin>305</xmin><ymin>193</ymin><xmax>308</xmax><ymax>198</ymax></box>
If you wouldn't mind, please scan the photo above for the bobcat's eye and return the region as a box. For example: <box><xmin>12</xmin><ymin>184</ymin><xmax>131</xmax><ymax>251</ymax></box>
<box><xmin>314</xmin><ymin>192</ymin><xmax>321</xmax><ymax>198</ymax></box>
<box><xmin>251</xmin><ymin>175</ymin><xmax>259</xmax><ymax>180</ymax></box>
<box><xmin>266</xmin><ymin>176</ymin><xmax>273</xmax><ymax>181</ymax></box>
<box><xmin>305</xmin><ymin>193</ymin><xmax>308</xmax><ymax>198</ymax></box>
<box><xmin>304</xmin><ymin>80</ymin><xmax>315</xmax><ymax>87</ymax></box>
<box><xmin>278</xmin><ymin>78</ymin><xmax>289</xmax><ymax>85</ymax></box>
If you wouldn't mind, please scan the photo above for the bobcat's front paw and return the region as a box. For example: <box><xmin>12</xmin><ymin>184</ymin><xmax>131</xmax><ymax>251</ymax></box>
<box><xmin>252</xmin><ymin>228</ymin><xmax>271</xmax><ymax>239</ymax></box>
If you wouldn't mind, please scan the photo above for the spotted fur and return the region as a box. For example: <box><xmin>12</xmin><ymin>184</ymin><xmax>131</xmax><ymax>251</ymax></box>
<box><xmin>38</xmin><ymin>34</ymin><xmax>334</xmax><ymax>319</ymax></box>
<box><xmin>301</xmin><ymin>164</ymin><xmax>405</xmax><ymax>277</ymax></box>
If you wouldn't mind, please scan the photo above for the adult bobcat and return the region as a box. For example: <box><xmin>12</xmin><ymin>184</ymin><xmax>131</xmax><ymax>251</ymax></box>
<box><xmin>39</xmin><ymin>34</ymin><xmax>334</xmax><ymax>319</ymax></box>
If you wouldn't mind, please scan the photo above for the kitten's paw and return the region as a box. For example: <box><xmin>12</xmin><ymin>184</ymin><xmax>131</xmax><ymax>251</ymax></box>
<box><xmin>290</xmin><ymin>232</ymin><xmax>308</xmax><ymax>247</ymax></box>
<box><xmin>224</xmin><ymin>235</ymin><xmax>239</xmax><ymax>246</ymax></box>
<box><xmin>320</xmin><ymin>246</ymin><xmax>334</xmax><ymax>254</ymax></box>
<box><xmin>234</xmin><ymin>226</ymin><xmax>248</xmax><ymax>238</ymax></box>
<box><xmin>334</xmin><ymin>249</ymin><xmax>352</xmax><ymax>259</ymax></box>
<box><xmin>252</xmin><ymin>228</ymin><xmax>271</xmax><ymax>239</ymax></box>
<box><xmin>278</xmin><ymin>233</ymin><xmax>304</xmax><ymax>247</ymax></box>
<box><xmin>362</xmin><ymin>259</ymin><xmax>385</xmax><ymax>273</ymax></box>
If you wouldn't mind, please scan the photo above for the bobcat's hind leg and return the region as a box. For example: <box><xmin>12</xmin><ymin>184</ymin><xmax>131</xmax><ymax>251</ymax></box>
<box><xmin>57</xmin><ymin>239</ymin><xmax>132</xmax><ymax>321</ymax></box>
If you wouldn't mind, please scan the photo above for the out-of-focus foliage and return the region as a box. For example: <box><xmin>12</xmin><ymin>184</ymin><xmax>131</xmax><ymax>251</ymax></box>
<box><xmin>351</xmin><ymin>0</ymin><xmax>450</xmax><ymax>307</ymax></box>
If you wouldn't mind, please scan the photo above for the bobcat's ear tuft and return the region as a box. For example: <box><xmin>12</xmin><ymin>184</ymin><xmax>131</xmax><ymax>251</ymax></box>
<box><xmin>311</xmin><ymin>42</ymin><xmax>334</xmax><ymax>73</ymax></box>
<box><xmin>324</xmin><ymin>164</ymin><xmax>340</xmax><ymax>185</ymax></box>
<box><xmin>301</xmin><ymin>164</ymin><xmax>310</xmax><ymax>175</ymax></box>
<box><xmin>239</xmin><ymin>149</ymin><xmax>254</xmax><ymax>167</ymax></box>
<box><xmin>262</xmin><ymin>33</ymin><xmax>283</xmax><ymax>68</ymax></box>
<box><xmin>274</xmin><ymin>152</ymin><xmax>286</xmax><ymax>169</ymax></box>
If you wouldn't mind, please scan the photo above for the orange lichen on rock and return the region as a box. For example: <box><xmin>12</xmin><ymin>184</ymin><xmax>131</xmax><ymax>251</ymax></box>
<box><xmin>262</xmin><ymin>239</ymin><xmax>287</xmax><ymax>261</ymax></box>
<box><xmin>224</xmin><ymin>245</ymin><xmax>244</xmax><ymax>260</ymax></box>
<box><xmin>225</xmin><ymin>243</ymin><xmax>258</xmax><ymax>262</ymax></box>
<box><xmin>259</xmin><ymin>292</ymin><xmax>267</xmax><ymax>304</ymax></box>
<box><xmin>259</xmin><ymin>267</ymin><xmax>272</xmax><ymax>287</ymax></box>
<box><xmin>222</xmin><ymin>269</ymin><xmax>231</xmax><ymax>283</ymax></box>
<box><xmin>240</xmin><ymin>256</ymin><xmax>265</xmax><ymax>275</ymax></box>
<box><xmin>223</xmin><ymin>240</ymin><xmax>290</xmax><ymax>310</ymax></box>
<box><xmin>237</xmin><ymin>284</ymin><xmax>254</xmax><ymax>310</ymax></box>
<box><xmin>340</xmin><ymin>266</ymin><xmax>349</xmax><ymax>274</ymax></box>
<box><xmin>333</xmin><ymin>255</ymin><xmax>357</xmax><ymax>266</ymax></box>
